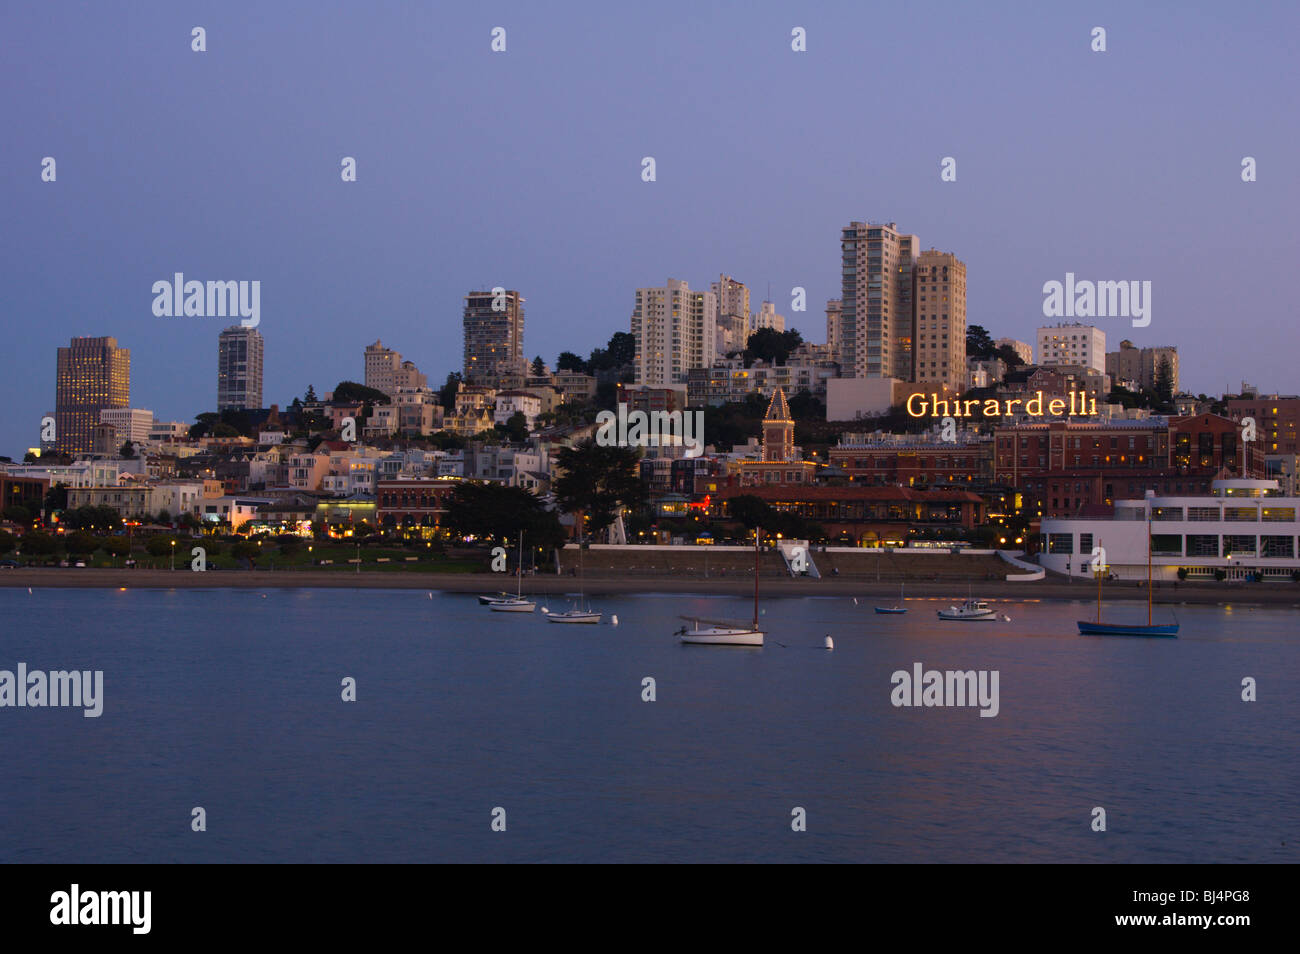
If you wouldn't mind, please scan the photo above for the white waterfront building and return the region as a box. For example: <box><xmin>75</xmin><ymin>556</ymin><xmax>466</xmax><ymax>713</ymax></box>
<box><xmin>1039</xmin><ymin>479</ymin><xmax>1300</xmax><ymax>582</ymax></box>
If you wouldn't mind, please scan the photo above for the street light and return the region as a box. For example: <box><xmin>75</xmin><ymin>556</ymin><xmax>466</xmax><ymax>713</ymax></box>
<box><xmin>170</xmin><ymin>538</ymin><xmax>175</xmax><ymax>571</ymax></box>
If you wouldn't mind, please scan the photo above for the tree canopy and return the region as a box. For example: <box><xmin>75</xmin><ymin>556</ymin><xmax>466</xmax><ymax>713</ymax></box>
<box><xmin>553</xmin><ymin>440</ymin><xmax>646</xmax><ymax>537</ymax></box>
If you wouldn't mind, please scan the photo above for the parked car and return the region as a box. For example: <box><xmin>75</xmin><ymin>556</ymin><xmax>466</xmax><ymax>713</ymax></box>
<box><xmin>74</xmin><ymin>561</ymin><xmax>86</xmax><ymax>568</ymax></box>
<box><xmin>0</xmin><ymin>559</ymin><xmax>19</xmax><ymax>569</ymax></box>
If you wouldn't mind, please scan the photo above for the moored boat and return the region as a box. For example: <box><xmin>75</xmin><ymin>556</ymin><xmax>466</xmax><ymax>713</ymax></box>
<box><xmin>937</xmin><ymin>599</ymin><xmax>997</xmax><ymax>621</ymax></box>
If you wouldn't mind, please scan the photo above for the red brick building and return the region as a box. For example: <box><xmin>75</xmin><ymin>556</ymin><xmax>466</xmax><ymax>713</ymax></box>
<box><xmin>829</xmin><ymin>439</ymin><xmax>993</xmax><ymax>487</ymax></box>
<box><xmin>375</xmin><ymin>478</ymin><xmax>457</xmax><ymax>530</ymax></box>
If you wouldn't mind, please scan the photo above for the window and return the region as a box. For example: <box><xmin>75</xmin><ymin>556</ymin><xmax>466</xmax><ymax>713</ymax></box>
<box><xmin>1222</xmin><ymin>535</ymin><xmax>1256</xmax><ymax>556</ymax></box>
<box><xmin>1151</xmin><ymin>534</ymin><xmax>1182</xmax><ymax>556</ymax></box>
<box><xmin>1261</xmin><ymin>536</ymin><xmax>1294</xmax><ymax>558</ymax></box>
<box><xmin>1188</xmin><ymin>507</ymin><xmax>1219</xmax><ymax>522</ymax></box>
<box><xmin>1187</xmin><ymin>534</ymin><xmax>1218</xmax><ymax>556</ymax></box>
<box><xmin>1047</xmin><ymin>534</ymin><xmax>1074</xmax><ymax>554</ymax></box>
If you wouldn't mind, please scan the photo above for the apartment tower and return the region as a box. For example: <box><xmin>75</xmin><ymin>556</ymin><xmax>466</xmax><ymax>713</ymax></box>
<box><xmin>631</xmin><ymin>278</ymin><xmax>717</xmax><ymax>387</ymax></box>
<box><xmin>463</xmin><ymin>289</ymin><xmax>525</xmax><ymax>383</ymax></box>
<box><xmin>840</xmin><ymin>221</ymin><xmax>919</xmax><ymax>379</ymax></box>
<box><xmin>217</xmin><ymin>325</ymin><xmax>264</xmax><ymax>411</ymax></box>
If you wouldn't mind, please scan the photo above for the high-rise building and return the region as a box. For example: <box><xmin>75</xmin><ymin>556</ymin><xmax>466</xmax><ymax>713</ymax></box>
<box><xmin>463</xmin><ymin>289</ymin><xmax>525</xmax><ymax>383</ymax></box>
<box><xmin>1105</xmin><ymin>339</ymin><xmax>1179</xmax><ymax>392</ymax></box>
<box><xmin>754</xmin><ymin>301</ymin><xmax>786</xmax><ymax>334</ymax></box>
<box><xmin>631</xmin><ymin>278</ymin><xmax>717</xmax><ymax>387</ymax></box>
<box><xmin>55</xmin><ymin>336</ymin><xmax>130</xmax><ymax>455</ymax></box>
<box><xmin>217</xmin><ymin>326</ymin><xmax>264</xmax><ymax>411</ymax></box>
<box><xmin>365</xmin><ymin>340</ymin><xmax>427</xmax><ymax>397</ymax></box>
<box><xmin>825</xmin><ymin>299</ymin><xmax>843</xmax><ymax>364</ymax></box>
<box><xmin>711</xmin><ymin>274</ymin><xmax>751</xmax><ymax>355</ymax></box>
<box><xmin>911</xmin><ymin>249</ymin><xmax>967</xmax><ymax>391</ymax></box>
<box><xmin>840</xmin><ymin>221</ymin><xmax>919</xmax><ymax>379</ymax></box>
<box><xmin>1037</xmin><ymin>323</ymin><xmax>1106</xmax><ymax>374</ymax></box>
<box><xmin>711</xmin><ymin>274</ymin><xmax>750</xmax><ymax>324</ymax></box>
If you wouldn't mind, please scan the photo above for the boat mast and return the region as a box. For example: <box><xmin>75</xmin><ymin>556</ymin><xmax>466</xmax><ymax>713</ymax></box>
<box><xmin>1147</xmin><ymin>517</ymin><xmax>1153</xmax><ymax>626</ymax></box>
<box><xmin>1096</xmin><ymin>537</ymin><xmax>1102</xmax><ymax>624</ymax></box>
<box><xmin>753</xmin><ymin>525</ymin><xmax>761</xmax><ymax>630</ymax></box>
<box><xmin>516</xmin><ymin>530</ymin><xmax>523</xmax><ymax>598</ymax></box>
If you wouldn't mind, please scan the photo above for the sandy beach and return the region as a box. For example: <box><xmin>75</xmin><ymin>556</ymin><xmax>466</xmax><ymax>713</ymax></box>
<box><xmin>3</xmin><ymin>567</ymin><xmax>1298</xmax><ymax>606</ymax></box>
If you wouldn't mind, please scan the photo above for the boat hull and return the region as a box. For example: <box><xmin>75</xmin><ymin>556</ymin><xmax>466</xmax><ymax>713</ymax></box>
<box><xmin>546</xmin><ymin>612</ymin><xmax>601</xmax><ymax>624</ymax></box>
<box><xmin>680</xmin><ymin>628</ymin><xmax>764</xmax><ymax>646</ymax></box>
<box><xmin>936</xmin><ymin>611</ymin><xmax>997</xmax><ymax>621</ymax></box>
<box><xmin>1077</xmin><ymin>621</ymin><xmax>1178</xmax><ymax>637</ymax></box>
<box><xmin>489</xmin><ymin>600</ymin><xmax>536</xmax><ymax>612</ymax></box>
<box><xmin>874</xmin><ymin>607</ymin><xmax>906</xmax><ymax>614</ymax></box>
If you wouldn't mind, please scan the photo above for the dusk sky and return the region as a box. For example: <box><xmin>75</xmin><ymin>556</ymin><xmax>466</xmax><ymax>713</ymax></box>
<box><xmin>3</xmin><ymin>0</ymin><xmax>1297</xmax><ymax>457</ymax></box>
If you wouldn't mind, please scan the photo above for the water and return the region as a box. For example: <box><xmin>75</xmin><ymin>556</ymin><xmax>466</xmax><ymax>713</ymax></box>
<box><xmin>1</xmin><ymin>587</ymin><xmax>1295</xmax><ymax>863</ymax></box>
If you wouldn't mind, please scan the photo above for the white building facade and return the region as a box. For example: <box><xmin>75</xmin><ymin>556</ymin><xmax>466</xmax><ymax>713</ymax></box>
<box><xmin>1039</xmin><ymin>479</ymin><xmax>1300</xmax><ymax>581</ymax></box>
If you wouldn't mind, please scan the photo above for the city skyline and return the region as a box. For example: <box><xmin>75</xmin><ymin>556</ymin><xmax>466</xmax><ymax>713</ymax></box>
<box><xmin>3</xmin><ymin>1</ymin><xmax>1296</xmax><ymax>458</ymax></box>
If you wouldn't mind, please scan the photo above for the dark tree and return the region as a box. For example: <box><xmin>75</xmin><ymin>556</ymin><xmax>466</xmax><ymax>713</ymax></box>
<box><xmin>606</xmin><ymin>331</ymin><xmax>636</xmax><ymax>367</ymax></box>
<box><xmin>438</xmin><ymin>372</ymin><xmax>463</xmax><ymax>411</ymax></box>
<box><xmin>332</xmin><ymin>381</ymin><xmax>390</xmax><ymax>405</ymax></box>
<box><xmin>994</xmin><ymin>344</ymin><xmax>1025</xmax><ymax>369</ymax></box>
<box><xmin>1153</xmin><ymin>357</ymin><xmax>1175</xmax><ymax>410</ymax></box>
<box><xmin>744</xmin><ymin>328</ymin><xmax>803</xmax><ymax>366</ymax></box>
<box><xmin>497</xmin><ymin>411</ymin><xmax>530</xmax><ymax>443</ymax></box>
<box><xmin>305</xmin><ymin>385</ymin><xmax>318</xmax><ymax>403</ymax></box>
<box><xmin>966</xmin><ymin>325</ymin><xmax>995</xmax><ymax>359</ymax></box>
<box><xmin>44</xmin><ymin>483</ymin><xmax>68</xmax><ymax>513</ymax></box>
<box><xmin>554</xmin><ymin>440</ymin><xmax>647</xmax><ymax>537</ymax></box>
<box><xmin>556</xmin><ymin>351</ymin><xmax>587</xmax><ymax>373</ymax></box>
<box><xmin>531</xmin><ymin>355</ymin><xmax>546</xmax><ymax>375</ymax></box>
<box><xmin>443</xmin><ymin>482</ymin><xmax>564</xmax><ymax>550</ymax></box>
<box><xmin>726</xmin><ymin>495</ymin><xmax>772</xmax><ymax>530</ymax></box>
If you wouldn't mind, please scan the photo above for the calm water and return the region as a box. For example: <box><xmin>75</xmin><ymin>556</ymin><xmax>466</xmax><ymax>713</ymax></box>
<box><xmin>1</xmin><ymin>586</ymin><xmax>1295</xmax><ymax>863</ymax></box>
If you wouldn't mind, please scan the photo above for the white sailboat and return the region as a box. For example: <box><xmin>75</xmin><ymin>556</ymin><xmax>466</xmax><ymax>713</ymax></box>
<box><xmin>547</xmin><ymin>534</ymin><xmax>601</xmax><ymax>624</ymax></box>
<box><xmin>678</xmin><ymin>528</ymin><xmax>764</xmax><ymax>646</ymax></box>
<box><xmin>489</xmin><ymin>532</ymin><xmax>536</xmax><ymax>612</ymax></box>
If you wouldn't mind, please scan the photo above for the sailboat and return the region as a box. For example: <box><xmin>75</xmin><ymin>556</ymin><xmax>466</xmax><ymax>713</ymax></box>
<box><xmin>874</xmin><ymin>583</ymin><xmax>907</xmax><ymax>614</ymax></box>
<box><xmin>547</xmin><ymin>533</ymin><xmax>601</xmax><ymax>624</ymax></box>
<box><xmin>489</xmin><ymin>532</ymin><xmax>536</xmax><ymax>612</ymax></box>
<box><xmin>1077</xmin><ymin>520</ymin><xmax>1178</xmax><ymax>637</ymax></box>
<box><xmin>677</xmin><ymin>527</ymin><xmax>764</xmax><ymax>646</ymax></box>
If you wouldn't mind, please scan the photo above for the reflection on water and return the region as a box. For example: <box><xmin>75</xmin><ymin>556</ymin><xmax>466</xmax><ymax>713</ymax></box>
<box><xmin>0</xmin><ymin>588</ymin><xmax>1295</xmax><ymax>863</ymax></box>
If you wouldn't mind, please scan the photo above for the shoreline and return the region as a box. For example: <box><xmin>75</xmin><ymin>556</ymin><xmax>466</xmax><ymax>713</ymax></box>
<box><xmin>3</xmin><ymin>568</ymin><xmax>1298</xmax><ymax>606</ymax></box>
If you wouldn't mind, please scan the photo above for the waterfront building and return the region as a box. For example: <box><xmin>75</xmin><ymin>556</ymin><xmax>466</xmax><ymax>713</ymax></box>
<box><xmin>1039</xmin><ymin>478</ymin><xmax>1300</xmax><ymax>581</ymax></box>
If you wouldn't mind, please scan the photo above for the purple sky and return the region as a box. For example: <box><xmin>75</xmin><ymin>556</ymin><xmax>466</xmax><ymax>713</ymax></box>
<box><xmin>2</xmin><ymin>0</ymin><xmax>1297</xmax><ymax>457</ymax></box>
